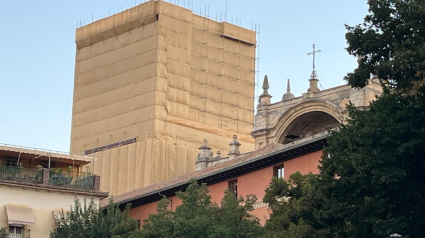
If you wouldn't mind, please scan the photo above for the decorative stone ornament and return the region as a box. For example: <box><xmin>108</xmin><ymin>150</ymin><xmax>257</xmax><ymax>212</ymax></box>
<box><xmin>196</xmin><ymin>139</ymin><xmax>213</xmax><ymax>171</ymax></box>
<box><xmin>262</xmin><ymin>75</ymin><xmax>270</xmax><ymax>95</ymax></box>
<box><xmin>214</xmin><ymin>150</ymin><xmax>222</xmax><ymax>160</ymax></box>
<box><xmin>282</xmin><ymin>79</ymin><xmax>295</xmax><ymax>101</ymax></box>
<box><xmin>228</xmin><ymin>135</ymin><xmax>241</xmax><ymax>160</ymax></box>
<box><xmin>259</xmin><ymin>75</ymin><xmax>272</xmax><ymax>105</ymax></box>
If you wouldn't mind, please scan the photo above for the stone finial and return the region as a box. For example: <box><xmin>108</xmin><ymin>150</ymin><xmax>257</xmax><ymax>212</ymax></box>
<box><xmin>287</xmin><ymin>79</ymin><xmax>291</xmax><ymax>92</ymax></box>
<box><xmin>196</xmin><ymin>139</ymin><xmax>213</xmax><ymax>171</ymax></box>
<box><xmin>228</xmin><ymin>135</ymin><xmax>241</xmax><ymax>160</ymax></box>
<box><xmin>282</xmin><ymin>79</ymin><xmax>295</xmax><ymax>101</ymax></box>
<box><xmin>210</xmin><ymin>150</ymin><xmax>228</xmax><ymax>166</ymax></box>
<box><xmin>199</xmin><ymin>138</ymin><xmax>211</xmax><ymax>150</ymax></box>
<box><xmin>259</xmin><ymin>75</ymin><xmax>272</xmax><ymax>105</ymax></box>
<box><xmin>262</xmin><ymin>75</ymin><xmax>270</xmax><ymax>95</ymax></box>
<box><xmin>307</xmin><ymin>77</ymin><xmax>320</xmax><ymax>93</ymax></box>
<box><xmin>215</xmin><ymin>150</ymin><xmax>222</xmax><ymax>160</ymax></box>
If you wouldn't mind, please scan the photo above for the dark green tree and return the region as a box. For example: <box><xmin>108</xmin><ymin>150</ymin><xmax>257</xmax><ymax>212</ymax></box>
<box><xmin>139</xmin><ymin>198</ymin><xmax>175</xmax><ymax>238</ymax></box>
<box><xmin>172</xmin><ymin>179</ymin><xmax>218</xmax><ymax>238</ymax></box>
<box><xmin>263</xmin><ymin>172</ymin><xmax>329</xmax><ymax>238</ymax></box>
<box><xmin>137</xmin><ymin>179</ymin><xmax>263</xmax><ymax>238</ymax></box>
<box><xmin>264</xmin><ymin>91</ymin><xmax>425</xmax><ymax>237</ymax></box>
<box><xmin>50</xmin><ymin>197</ymin><xmax>139</xmax><ymax>238</ymax></box>
<box><xmin>0</xmin><ymin>228</ymin><xmax>7</xmax><ymax>238</ymax></box>
<box><xmin>345</xmin><ymin>0</ymin><xmax>425</xmax><ymax>94</ymax></box>
<box><xmin>211</xmin><ymin>190</ymin><xmax>263</xmax><ymax>238</ymax></box>
<box><xmin>321</xmin><ymin>91</ymin><xmax>425</xmax><ymax>237</ymax></box>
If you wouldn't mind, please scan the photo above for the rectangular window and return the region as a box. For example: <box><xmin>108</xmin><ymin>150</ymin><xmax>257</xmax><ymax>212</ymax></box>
<box><xmin>322</xmin><ymin>150</ymin><xmax>330</xmax><ymax>159</ymax></box>
<box><xmin>8</xmin><ymin>226</ymin><xmax>22</xmax><ymax>234</ymax></box>
<box><xmin>5</xmin><ymin>156</ymin><xmax>18</xmax><ymax>167</ymax></box>
<box><xmin>274</xmin><ymin>164</ymin><xmax>284</xmax><ymax>179</ymax></box>
<box><xmin>228</xmin><ymin>179</ymin><xmax>237</xmax><ymax>197</ymax></box>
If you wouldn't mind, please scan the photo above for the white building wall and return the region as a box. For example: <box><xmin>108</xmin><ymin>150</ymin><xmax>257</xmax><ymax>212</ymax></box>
<box><xmin>0</xmin><ymin>185</ymin><xmax>101</xmax><ymax>238</ymax></box>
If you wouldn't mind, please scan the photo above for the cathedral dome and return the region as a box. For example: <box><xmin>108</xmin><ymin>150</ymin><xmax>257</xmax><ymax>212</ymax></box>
<box><xmin>282</xmin><ymin>79</ymin><xmax>295</xmax><ymax>101</ymax></box>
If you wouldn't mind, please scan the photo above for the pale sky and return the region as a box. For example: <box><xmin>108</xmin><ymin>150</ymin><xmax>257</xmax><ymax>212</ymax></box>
<box><xmin>0</xmin><ymin>0</ymin><xmax>368</xmax><ymax>152</ymax></box>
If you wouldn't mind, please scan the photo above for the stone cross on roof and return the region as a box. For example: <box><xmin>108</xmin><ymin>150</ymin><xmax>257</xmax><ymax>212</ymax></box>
<box><xmin>307</xmin><ymin>43</ymin><xmax>321</xmax><ymax>79</ymax></box>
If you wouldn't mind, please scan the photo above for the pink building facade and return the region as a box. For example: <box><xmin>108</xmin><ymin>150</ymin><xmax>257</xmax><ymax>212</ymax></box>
<box><xmin>101</xmin><ymin>133</ymin><xmax>327</xmax><ymax>226</ymax></box>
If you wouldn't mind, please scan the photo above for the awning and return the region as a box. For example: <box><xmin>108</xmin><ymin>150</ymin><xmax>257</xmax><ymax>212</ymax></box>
<box><xmin>5</xmin><ymin>205</ymin><xmax>35</xmax><ymax>226</ymax></box>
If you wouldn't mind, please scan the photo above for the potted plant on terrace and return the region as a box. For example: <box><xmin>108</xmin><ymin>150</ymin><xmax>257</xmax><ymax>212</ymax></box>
<box><xmin>64</xmin><ymin>166</ymin><xmax>73</xmax><ymax>186</ymax></box>
<box><xmin>50</xmin><ymin>168</ymin><xmax>64</xmax><ymax>186</ymax></box>
<box><xmin>35</xmin><ymin>165</ymin><xmax>43</xmax><ymax>183</ymax></box>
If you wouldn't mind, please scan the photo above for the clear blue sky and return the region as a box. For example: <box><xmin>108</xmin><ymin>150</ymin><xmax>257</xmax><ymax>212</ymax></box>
<box><xmin>0</xmin><ymin>0</ymin><xmax>368</xmax><ymax>152</ymax></box>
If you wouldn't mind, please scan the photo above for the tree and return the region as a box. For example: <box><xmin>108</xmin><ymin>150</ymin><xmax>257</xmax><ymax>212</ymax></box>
<box><xmin>212</xmin><ymin>190</ymin><xmax>263</xmax><ymax>238</ymax></box>
<box><xmin>264</xmin><ymin>92</ymin><xmax>425</xmax><ymax>237</ymax></box>
<box><xmin>136</xmin><ymin>179</ymin><xmax>263</xmax><ymax>238</ymax></box>
<box><xmin>0</xmin><ymin>228</ymin><xmax>7</xmax><ymax>238</ymax></box>
<box><xmin>345</xmin><ymin>0</ymin><xmax>425</xmax><ymax>94</ymax></box>
<box><xmin>264</xmin><ymin>1</ymin><xmax>425</xmax><ymax>237</ymax></box>
<box><xmin>172</xmin><ymin>179</ymin><xmax>218</xmax><ymax>238</ymax></box>
<box><xmin>50</xmin><ymin>197</ymin><xmax>139</xmax><ymax>238</ymax></box>
<box><xmin>135</xmin><ymin>198</ymin><xmax>174</xmax><ymax>238</ymax></box>
<box><xmin>321</xmin><ymin>92</ymin><xmax>425</xmax><ymax>237</ymax></box>
<box><xmin>263</xmin><ymin>172</ymin><xmax>329</xmax><ymax>238</ymax></box>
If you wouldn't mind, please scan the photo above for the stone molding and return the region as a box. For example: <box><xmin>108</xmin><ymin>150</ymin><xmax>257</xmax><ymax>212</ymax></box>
<box><xmin>269</xmin><ymin>100</ymin><xmax>343</xmax><ymax>141</ymax></box>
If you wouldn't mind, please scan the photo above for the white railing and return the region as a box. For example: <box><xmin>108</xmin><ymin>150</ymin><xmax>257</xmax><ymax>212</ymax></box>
<box><xmin>9</xmin><ymin>233</ymin><xmax>23</xmax><ymax>238</ymax></box>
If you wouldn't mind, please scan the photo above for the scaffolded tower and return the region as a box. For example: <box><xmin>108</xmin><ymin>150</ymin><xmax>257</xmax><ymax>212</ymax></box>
<box><xmin>70</xmin><ymin>0</ymin><xmax>256</xmax><ymax>196</ymax></box>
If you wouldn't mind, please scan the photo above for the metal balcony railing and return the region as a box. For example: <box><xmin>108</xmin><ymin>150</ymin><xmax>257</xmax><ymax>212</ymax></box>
<box><xmin>0</xmin><ymin>165</ymin><xmax>42</xmax><ymax>184</ymax></box>
<box><xmin>49</xmin><ymin>170</ymin><xmax>95</xmax><ymax>190</ymax></box>
<box><xmin>0</xmin><ymin>165</ymin><xmax>96</xmax><ymax>190</ymax></box>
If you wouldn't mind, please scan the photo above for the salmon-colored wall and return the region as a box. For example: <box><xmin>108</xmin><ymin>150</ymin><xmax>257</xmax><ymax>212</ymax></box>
<box><xmin>129</xmin><ymin>200</ymin><xmax>159</xmax><ymax>225</ymax></box>
<box><xmin>251</xmin><ymin>207</ymin><xmax>272</xmax><ymax>225</ymax></box>
<box><xmin>284</xmin><ymin>150</ymin><xmax>322</xmax><ymax>180</ymax></box>
<box><xmin>129</xmin><ymin>150</ymin><xmax>323</xmax><ymax>227</ymax></box>
<box><xmin>208</xmin><ymin>181</ymin><xmax>229</xmax><ymax>205</ymax></box>
<box><xmin>238</xmin><ymin>166</ymin><xmax>273</xmax><ymax>200</ymax></box>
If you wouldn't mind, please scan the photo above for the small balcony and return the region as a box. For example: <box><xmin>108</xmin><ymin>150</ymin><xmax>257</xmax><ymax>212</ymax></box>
<box><xmin>0</xmin><ymin>143</ymin><xmax>100</xmax><ymax>191</ymax></box>
<box><xmin>49</xmin><ymin>169</ymin><xmax>95</xmax><ymax>190</ymax></box>
<box><xmin>3</xmin><ymin>226</ymin><xmax>30</xmax><ymax>238</ymax></box>
<box><xmin>0</xmin><ymin>165</ymin><xmax>42</xmax><ymax>184</ymax></box>
<box><xmin>0</xmin><ymin>165</ymin><xmax>99</xmax><ymax>191</ymax></box>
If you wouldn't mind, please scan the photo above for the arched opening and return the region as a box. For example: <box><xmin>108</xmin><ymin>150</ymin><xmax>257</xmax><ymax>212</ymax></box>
<box><xmin>278</xmin><ymin>111</ymin><xmax>339</xmax><ymax>144</ymax></box>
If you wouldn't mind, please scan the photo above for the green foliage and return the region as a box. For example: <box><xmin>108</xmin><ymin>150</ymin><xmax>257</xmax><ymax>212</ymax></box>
<box><xmin>263</xmin><ymin>173</ymin><xmax>329</xmax><ymax>238</ymax></box>
<box><xmin>173</xmin><ymin>179</ymin><xmax>217</xmax><ymax>238</ymax></box>
<box><xmin>135</xmin><ymin>179</ymin><xmax>263</xmax><ymax>238</ymax></box>
<box><xmin>344</xmin><ymin>0</ymin><xmax>425</xmax><ymax>94</ymax></box>
<box><xmin>52</xmin><ymin>168</ymin><xmax>62</xmax><ymax>174</ymax></box>
<box><xmin>264</xmin><ymin>1</ymin><xmax>425</xmax><ymax>237</ymax></box>
<box><xmin>321</xmin><ymin>91</ymin><xmax>425</xmax><ymax>237</ymax></box>
<box><xmin>67</xmin><ymin>166</ymin><xmax>72</xmax><ymax>175</ymax></box>
<box><xmin>211</xmin><ymin>190</ymin><xmax>263</xmax><ymax>238</ymax></box>
<box><xmin>50</xmin><ymin>197</ymin><xmax>139</xmax><ymax>238</ymax></box>
<box><xmin>264</xmin><ymin>91</ymin><xmax>425</xmax><ymax>237</ymax></box>
<box><xmin>0</xmin><ymin>228</ymin><xmax>7</xmax><ymax>238</ymax></box>
<box><xmin>138</xmin><ymin>198</ymin><xmax>174</xmax><ymax>238</ymax></box>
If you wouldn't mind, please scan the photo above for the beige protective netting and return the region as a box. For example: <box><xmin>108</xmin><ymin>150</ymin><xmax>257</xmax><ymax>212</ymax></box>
<box><xmin>72</xmin><ymin>0</ymin><xmax>256</xmax><ymax>196</ymax></box>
